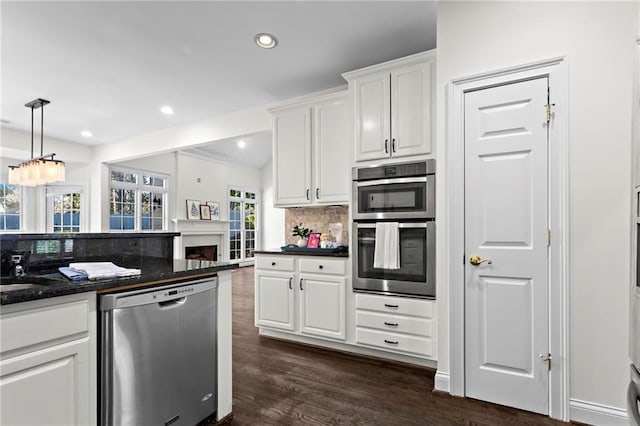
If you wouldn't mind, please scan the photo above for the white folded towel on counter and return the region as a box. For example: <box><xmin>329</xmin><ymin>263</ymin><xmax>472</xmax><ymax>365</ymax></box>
<box><xmin>69</xmin><ymin>262</ymin><xmax>141</xmax><ymax>280</ymax></box>
<box><xmin>373</xmin><ymin>222</ymin><xmax>400</xmax><ymax>270</ymax></box>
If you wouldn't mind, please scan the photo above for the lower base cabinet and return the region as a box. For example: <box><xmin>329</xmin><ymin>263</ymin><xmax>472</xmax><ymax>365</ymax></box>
<box><xmin>254</xmin><ymin>255</ymin><xmax>437</xmax><ymax>363</ymax></box>
<box><xmin>354</xmin><ymin>293</ymin><xmax>436</xmax><ymax>358</ymax></box>
<box><xmin>255</xmin><ymin>255</ymin><xmax>347</xmax><ymax>341</ymax></box>
<box><xmin>0</xmin><ymin>292</ymin><xmax>97</xmax><ymax>426</ymax></box>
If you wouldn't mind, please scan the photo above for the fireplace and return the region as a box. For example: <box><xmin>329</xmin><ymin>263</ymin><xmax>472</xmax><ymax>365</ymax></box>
<box><xmin>185</xmin><ymin>245</ymin><xmax>218</xmax><ymax>262</ymax></box>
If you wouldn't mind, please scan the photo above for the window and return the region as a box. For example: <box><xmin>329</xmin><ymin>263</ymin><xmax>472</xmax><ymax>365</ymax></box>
<box><xmin>229</xmin><ymin>189</ymin><xmax>257</xmax><ymax>261</ymax></box>
<box><xmin>109</xmin><ymin>168</ymin><xmax>167</xmax><ymax>231</ymax></box>
<box><xmin>52</xmin><ymin>192</ymin><xmax>81</xmax><ymax>233</ymax></box>
<box><xmin>0</xmin><ymin>182</ymin><xmax>20</xmax><ymax>231</ymax></box>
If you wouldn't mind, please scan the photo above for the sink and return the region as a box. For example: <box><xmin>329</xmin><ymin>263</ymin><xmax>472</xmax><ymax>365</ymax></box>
<box><xmin>0</xmin><ymin>283</ymin><xmax>39</xmax><ymax>291</ymax></box>
<box><xmin>0</xmin><ymin>276</ymin><xmax>56</xmax><ymax>292</ymax></box>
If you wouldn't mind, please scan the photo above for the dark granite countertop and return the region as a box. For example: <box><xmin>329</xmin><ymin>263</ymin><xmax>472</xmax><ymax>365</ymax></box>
<box><xmin>0</xmin><ymin>258</ymin><xmax>238</xmax><ymax>305</ymax></box>
<box><xmin>255</xmin><ymin>248</ymin><xmax>349</xmax><ymax>258</ymax></box>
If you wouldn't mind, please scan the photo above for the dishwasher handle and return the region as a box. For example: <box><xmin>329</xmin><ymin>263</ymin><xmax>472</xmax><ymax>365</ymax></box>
<box><xmin>158</xmin><ymin>297</ymin><xmax>187</xmax><ymax>308</ymax></box>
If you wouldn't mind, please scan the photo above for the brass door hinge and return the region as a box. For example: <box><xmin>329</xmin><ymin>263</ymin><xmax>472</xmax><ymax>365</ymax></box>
<box><xmin>545</xmin><ymin>86</ymin><xmax>556</xmax><ymax>124</ymax></box>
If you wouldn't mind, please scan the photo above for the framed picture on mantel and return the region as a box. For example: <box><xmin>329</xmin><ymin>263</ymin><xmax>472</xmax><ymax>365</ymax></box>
<box><xmin>200</xmin><ymin>204</ymin><xmax>211</xmax><ymax>220</ymax></box>
<box><xmin>207</xmin><ymin>201</ymin><xmax>220</xmax><ymax>221</ymax></box>
<box><xmin>186</xmin><ymin>199</ymin><xmax>201</xmax><ymax>220</ymax></box>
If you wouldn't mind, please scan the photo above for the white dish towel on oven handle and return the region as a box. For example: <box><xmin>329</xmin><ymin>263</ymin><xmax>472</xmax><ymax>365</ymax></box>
<box><xmin>373</xmin><ymin>222</ymin><xmax>400</xmax><ymax>270</ymax></box>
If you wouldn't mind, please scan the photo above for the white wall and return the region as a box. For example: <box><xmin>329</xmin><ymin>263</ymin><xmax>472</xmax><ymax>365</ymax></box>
<box><xmin>260</xmin><ymin>160</ymin><xmax>285</xmax><ymax>249</ymax></box>
<box><xmin>175</xmin><ymin>153</ymin><xmax>262</xmax><ymax>222</ymax></box>
<box><xmin>437</xmin><ymin>1</ymin><xmax>638</xmax><ymax>411</ymax></box>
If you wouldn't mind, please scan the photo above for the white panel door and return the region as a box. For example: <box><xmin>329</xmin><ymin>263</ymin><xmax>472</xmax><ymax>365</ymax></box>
<box><xmin>354</xmin><ymin>73</ymin><xmax>390</xmax><ymax>161</ymax></box>
<box><xmin>255</xmin><ymin>272</ymin><xmax>295</xmax><ymax>331</ymax></box>
<box><xmin>299</xmin><ymin>274</ymin><xmax>346</xmax><ymax>340</ymax></box>
<box><xmin>464</xmin><ymin>77</ymin><xmax>550</xmax><ymax>414</ymax></box>
<box><xmin>273</xmin><ymin>107</ymin><xmax>312</xmax><ymax>206</ymax></box>
<box><xmin>390</xmin><ymin>62</ymin><xmax>432</xmax><ymax>158</ymax></box>
<box><xmin>314</xmin><ymin>95</ymin><xmax>350</xmax><ymax>204</ymax></box>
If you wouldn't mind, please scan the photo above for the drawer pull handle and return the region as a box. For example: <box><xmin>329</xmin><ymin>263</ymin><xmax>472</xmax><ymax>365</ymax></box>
<box><xmin>384</xmin><ymin>339</ymin><xmax>398</xmax><ymax>345</ymax></box>
<box><xmin>384</xmin><ymin>303</ymin><xmax>399</xmax><ymax>308</ymax></box>
<box><xmin>319</xmin><ymin>265</ymin><xmax>323</xmax><ymax>269</ymax></box>
<box><xmin>288</xmin><ymin>277</ymin><xmax>293</xmax><ymax>290</ymax></box>
<box><xmin>384</xmin><ymin>322</ymin><xmax>398</xmax><ymax>327</ymax></box>
<box><xmin>271</xmin><ymin>261</ymin><xmax>276</xmax><ymax>266</ymax></box>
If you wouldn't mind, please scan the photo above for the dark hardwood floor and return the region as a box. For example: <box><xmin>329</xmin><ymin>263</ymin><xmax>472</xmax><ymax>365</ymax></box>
<box><xmin>227</xmin><ymin>266</ymin><xmax>571</xmax><ymax>425</ymax></box>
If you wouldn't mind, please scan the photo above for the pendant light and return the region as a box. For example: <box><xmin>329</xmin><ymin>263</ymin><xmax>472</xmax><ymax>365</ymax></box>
<box><xmin>7</xmin><ymin>98</ymin><xmax>65</xmax><ymax>186</ymax></box>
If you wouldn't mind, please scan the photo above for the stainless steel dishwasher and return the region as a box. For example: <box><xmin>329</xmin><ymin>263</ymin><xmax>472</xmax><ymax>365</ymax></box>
<box><xmin>100</xmin><ymin>277</ymin><xmax>218</xmax><ymax>426</ymax></box>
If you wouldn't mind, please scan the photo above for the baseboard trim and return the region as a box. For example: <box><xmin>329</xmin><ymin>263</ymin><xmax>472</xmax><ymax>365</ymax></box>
<box><xmin>434</xmin><ymin>370</ymin><xmax>450</xmax><ymax>393</ymax></box>
<box><xmin>569</xmin><ymin>398</ymin><xmax>628</xmax><ymax>426</ymax></box>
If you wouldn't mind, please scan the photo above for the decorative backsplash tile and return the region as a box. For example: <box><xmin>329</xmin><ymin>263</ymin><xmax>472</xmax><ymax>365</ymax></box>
<box><xmin>285</xmin><ymin>206</ymin><xmax>349</xmax><ymax>246</ymax></box>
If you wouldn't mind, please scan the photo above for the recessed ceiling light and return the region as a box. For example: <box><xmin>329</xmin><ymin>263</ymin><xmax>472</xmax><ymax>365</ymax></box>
<box><xmin>81</xmin><ymin>130</ymin><xmax>93</xmax><ymax>138</ymax></box>
<box><xmin>160</xmin><ymin>106</ymin><xmax>175</xmax><ymax>115</ymax></box>
<box><xmin>255</xmin><ymin>33</ymin><xmax>278</xmax><ymax>49</ymax></box>
<box><xmin>237</xmin><ymin>140</ymin><xmax>247</xmax><ymax>149</ymax></box>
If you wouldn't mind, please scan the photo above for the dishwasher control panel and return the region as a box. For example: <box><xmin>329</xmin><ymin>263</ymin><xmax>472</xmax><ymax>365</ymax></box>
<box><xmin>100</xmin><ymin>278</ymin><xmax>218</xmax><ymax>311</ymax></box>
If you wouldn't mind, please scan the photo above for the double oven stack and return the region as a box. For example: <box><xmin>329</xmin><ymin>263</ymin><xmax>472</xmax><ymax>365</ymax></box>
<box><xmin>352</xmin><ymin>160</ymin><xmax>435</xmax><ymax>299</ymax></box>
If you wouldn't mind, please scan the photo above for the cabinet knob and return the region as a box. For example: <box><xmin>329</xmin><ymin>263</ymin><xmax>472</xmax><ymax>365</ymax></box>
<box><xmin>319</xmin><ymin>265</ymin><xmax>323</xmax><ymax>269</ymax></box>
<box><xmin>271</xmin><ymin>261</ymin><xmax>276</xmax><ymax>266</ymax></box>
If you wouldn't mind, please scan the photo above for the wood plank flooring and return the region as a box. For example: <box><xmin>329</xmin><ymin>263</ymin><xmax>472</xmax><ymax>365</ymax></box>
<box><xmin>225</xmin><ymin>266</ymin><xmax>573</xmax><ymax>425</ymax></box>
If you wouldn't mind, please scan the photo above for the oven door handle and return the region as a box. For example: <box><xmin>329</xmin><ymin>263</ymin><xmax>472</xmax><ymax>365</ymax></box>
<box><xmin>354</xmin><ymin>176</ymin><xmax>428</xmax><ymax>186</ymax></box>
<box><xmin>355</xmin><ymin>222</ymin><xmax>429</xmax><ymax>229</ymax></box>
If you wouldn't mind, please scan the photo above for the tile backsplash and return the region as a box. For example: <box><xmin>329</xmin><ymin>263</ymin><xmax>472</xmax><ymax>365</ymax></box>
<box><xmin>285</xmin><ymin>206</ymin><xmax>349</xmax><ymax>246</ymax></box>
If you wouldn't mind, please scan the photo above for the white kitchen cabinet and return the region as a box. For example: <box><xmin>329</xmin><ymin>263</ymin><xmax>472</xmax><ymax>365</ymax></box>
<box><xmin>0</xmin><ymin>292</ymin><xmax>97</xmax><ymax>426</ymax></box>
<box><xmin>299</xmin><ymin>258</ymin><xmax>346</xmax><ymax>340</ymax></box>
<box><xmin>271</xmin><ymin>90</ymin><xmax>350</xmax><ymax>207</ymax></box>
<box><xmin>272</xmin><ymin>107</ymin><xmax>312</xmax><ymax>206</ymax></box>
<box><xmin>343</xmin><ymin>50</ymin><xmax>435</xmax><ymax>162</ymax></box>
<box><xmin>255</xmin><ymin>271</ymin><xmax>295</xmax><ymax>331</ymax></box>
<box><xmin>255</xmin><ymin>255</ymin><xmax>347</xmax><ymax>341</ymax></box>
<box><xmin>354</xmin><ymin>293</ymin><xmax>436</xmax><ymax>359</ymax></box>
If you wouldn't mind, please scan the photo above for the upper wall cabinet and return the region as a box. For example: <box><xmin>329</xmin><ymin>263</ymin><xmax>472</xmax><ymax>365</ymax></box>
<box><xmin>271</xmin><ymin>90</ymin><xmax>350</xmax><ymax>207</ymax></box>
<box><xmin>343</xmin><ymin>50</ymin><xmax>435</xmax><ymax>162</ymax></box>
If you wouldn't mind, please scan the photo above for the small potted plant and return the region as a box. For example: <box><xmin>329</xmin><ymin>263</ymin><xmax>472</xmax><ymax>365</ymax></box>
<box><xmin>292</xmin><ymin>223</ymin><xmax>312</xmax><ymax>247</ymax></box>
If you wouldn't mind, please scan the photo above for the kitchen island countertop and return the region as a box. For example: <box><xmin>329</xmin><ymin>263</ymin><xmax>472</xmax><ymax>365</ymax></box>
<box><xmin>0</xmin><ymin>258</ymin><xmax>238</xmax><ymax>305</ymax></box>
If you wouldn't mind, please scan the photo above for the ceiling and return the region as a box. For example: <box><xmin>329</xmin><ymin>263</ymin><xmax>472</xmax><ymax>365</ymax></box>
<box><xmin>1</xmin><ymin>1</ymin><xmax>436</xmax><ymax>167</ymax></box>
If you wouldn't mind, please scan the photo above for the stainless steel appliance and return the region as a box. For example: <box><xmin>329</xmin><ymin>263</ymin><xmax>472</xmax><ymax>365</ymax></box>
<box><xmin>100</xmin><ymin>278</ymin><xmax>218</xmax><ymax>426</ymax></box>
<box><xmin>352</xmin><ymin>159</ymin><xmax>435</xmax><ymax>221</ymax></box>
<box><xmin>630</xmin><ymin>186</ymin><xmax>640</xmax><ymax>425</ymax></box>
<box><xmin>353</xmin><ymin>221</ymin><xmax>435</xmax><ymax>298</ymax></box>
<box><xmin>352</xmin><ymin>160</ymin><xmax>436</xmax><ymax>299</ymax></box>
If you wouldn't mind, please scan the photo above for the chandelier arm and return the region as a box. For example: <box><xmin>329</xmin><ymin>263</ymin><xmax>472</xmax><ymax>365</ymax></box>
<box><xmin>40</xmin><ymin>104</ymin><xmax>44</xmax><ymax>157</ymax></box>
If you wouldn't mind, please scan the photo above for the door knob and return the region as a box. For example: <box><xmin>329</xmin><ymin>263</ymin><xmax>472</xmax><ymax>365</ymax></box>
<box><xmin>469</xmin><ymin>255</ymin><xmax>492</xmax><ymax>266</ymax></box>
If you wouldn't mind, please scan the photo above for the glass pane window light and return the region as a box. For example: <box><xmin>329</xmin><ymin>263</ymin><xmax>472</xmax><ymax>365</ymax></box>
<box><xmin>109</xmin><ymin>168</ymin><xmax>167</xmax><ymax>231</ymax></box>
<box><xmin>0</xmin><ymin>182</ymin><xmax>20</xmax><ymax>230</ymax></box>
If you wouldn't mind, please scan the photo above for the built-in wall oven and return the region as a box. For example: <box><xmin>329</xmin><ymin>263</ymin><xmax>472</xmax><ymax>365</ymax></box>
<box><xmin>352</xmin><ymin>160</ymin><xmax>435</xmax><ymax>299</ymax></box>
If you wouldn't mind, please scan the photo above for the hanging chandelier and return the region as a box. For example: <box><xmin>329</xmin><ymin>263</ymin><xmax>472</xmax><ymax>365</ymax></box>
<box><xmin>7</xmin><ymin>98</ymin><xmax>65</xmax><ymax>186</ymax></box>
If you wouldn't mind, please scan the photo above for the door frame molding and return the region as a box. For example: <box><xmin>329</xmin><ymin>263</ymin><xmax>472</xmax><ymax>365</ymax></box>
<box><xmin>445</xmin><ymin>56</ymin><xmax>569</xmax><ymax>420</ymax></box>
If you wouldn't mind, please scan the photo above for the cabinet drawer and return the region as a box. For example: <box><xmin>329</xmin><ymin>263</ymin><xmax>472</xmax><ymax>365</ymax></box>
<box><xmin>355</xmin><ymin>293</ymin><xmax>434</xmax><ymax>318</ymax></box>
<box><xmin>299</xmin><ymin>258</ymin><xmax>346</xmax><ymax>275</ymax></box>
<box><xmin>355</xmin><ymin>311</ymin><xmax>433</xmax><ymax>337</ymax></box>
<box><xmin>256</xmin><ymin>256</ymin><xmax>295</xmax><ymax>272</ymax></box>
<box><xmin>1</xmin><ymin>299</ymin><xmax>89</xmax><ymax>354</ymax></box>
<box><xmin>355</xmin><ymin>327</ymin><xmax>433</xmax><ymax>357</ymax></box>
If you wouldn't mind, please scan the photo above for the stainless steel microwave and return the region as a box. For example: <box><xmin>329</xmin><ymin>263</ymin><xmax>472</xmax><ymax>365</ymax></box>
<box><xmin>352</xmin><ymin>160</ymin><xmax>435</xmax><ymax>221</ymax></box>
